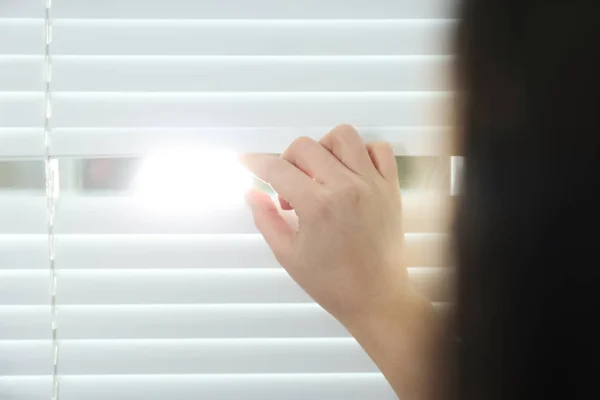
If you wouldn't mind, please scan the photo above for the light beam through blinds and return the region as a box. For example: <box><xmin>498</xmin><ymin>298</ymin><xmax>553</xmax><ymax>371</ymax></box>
<box><xmin>0</xmin><ymin>1</ymin><xmax>456</xmax><ymax>399</ymax></box>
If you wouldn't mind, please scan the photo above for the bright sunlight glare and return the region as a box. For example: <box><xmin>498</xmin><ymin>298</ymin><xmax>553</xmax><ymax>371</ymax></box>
<box><xmin>133</xmin><ymin>146</ymin><xmax>253</xmax><ymax>213</ymax></box>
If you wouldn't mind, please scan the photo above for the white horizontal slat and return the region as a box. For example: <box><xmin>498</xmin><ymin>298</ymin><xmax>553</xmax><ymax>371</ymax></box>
<box><xmin>0</xmin><ymin>303</ymin><xmax>450</xmax><ymax>340</ymax></box>
<box><xmin>0</xmin><ymin>92</ymin><xmax>450</xmax><ymax>128</ymax></box>
<box><xmin>0</xmin><ymin>57</ymin><xmax>43</xmax><ymax>91</ymax></box>
<box><xmin>56</xmin><ymin>20</ymin><xmax>452</xmax><ymax>56</ymax></box>
<box><xmin>0</xmin><ymin>93</ymin><xmax>42</xmax><ymax>127</ymax></box>
<box><xmin>0</xmin><ymin>233</ymin><xmax>446</xmax><ymax>270</ymax></box>
<box><xmin>0</xmin><ymin>235</ymin><xmax>48</xmax><ymax>269</ymax></box>
<box><xmin>0</xmin><ymin>196</ymin><xmax>46</xmax><ymax>233</ymax></box>
<box><xmin>0</xmin><ymin>307</ymin><xmax>50</xmax><ymax>340</ymax></box>
<box><xmin>0</xmin><ymin>193</ymin><xmax>448</xmax><ymax>233</ymax></box>
<box><xmin>0</xmin><ymin>267</ymin><xmax>451</xmax><ymax>305</ymax></box>
<box><xmin>5</xmin><ymin>0</ymin><xmax>455</xmax><ymax>19</ymax></box>
<box><xmin>1</xmin><ymin>55</ymin><xmax>451</xmax><ymax>92</ymax></box>
<box><xmin>0</xmin><ymin>304</ymin><xmax>347</xmax><ymax>340</ymax></box>
<box><xmin>0</xmin><ymin>269</ymin><xmax>311</xmax><ymax>305</ymax></box>
<box><xmin>0</xmin><ymin>338</ymin><xmax>377</xmax><ymax>375</ymax></box>
<box><xmin>0</xmin><ymin>128</ymin><xmax>45</xmax><ymax>157</ymax></box>
<box><xmin>0</xmin><ymin>196</ymin><xmax>256</xmax><ymax>234</ymax></box>
<box><xmin>0</xmin><ymin>20</ymin><xmax>452</xmax><ymax>56</ymax></box>
<box><xmin>0</xmin><ymin>127</ymin><xmax>448</xmax><ymax>157</ymax></box>
<box><xmin>0</xmin><ymin>20</ymin><xmax>43</xmax><ymax>56</ymax></box>
<box><xmin>0</xmin><ymin>374</ymin><xmax>397</xmax><ymax>400</ymax></box>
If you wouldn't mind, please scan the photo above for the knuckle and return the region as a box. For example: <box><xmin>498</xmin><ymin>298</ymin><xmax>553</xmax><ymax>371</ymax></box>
<box><xmin>327</xmin><ymin>128</ymin><xmax>341</xmax><ymax>140</ymax></box>
<box><xmin>322</xmin><ymin>125</ymin><xmax>363</xmax><ymax>153</ymax></box>
<box><xmin>369</xmin><ymin>141</ymin><xmax>395</xmax><ymax>161</ymax></box>
<box><xmin>290</xmin><ymin>136</ymin><xmax>315</xmax><ymax>151</ymax></box>
<box><xmin>322</xmin><ymin>125</ymin><xmax>351</xmax><ymax>144</ymax></box>
<box><xmin>333</xmin><ymin>124</ymin><xmax>357</xmax><ymax>135</ymax></box>
<box><xmin>283</xmin><ymin>136</ymin><xmax>315</xmax><ymax>161</ymax></box>
<box><xmin>375</xmin><ymin>141</ymin><xmax>394</xmax><ymax>153</ymax></box>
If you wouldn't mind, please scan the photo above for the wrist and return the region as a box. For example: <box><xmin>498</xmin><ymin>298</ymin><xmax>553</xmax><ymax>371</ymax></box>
<box><xmin>343</xmin><ymin>280</ymin><xmax>429</xmax><ymax>336</ymax></box>
<box><xmin>342</xmin><ymin>283</ymin><xmax>441</xmax><ymax>400</ymax></box>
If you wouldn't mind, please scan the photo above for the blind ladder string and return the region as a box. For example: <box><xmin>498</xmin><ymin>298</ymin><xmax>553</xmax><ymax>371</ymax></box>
<box><xmin>44</xmin><ymin>0</ymin><xmax>60</xmax><ymax>399</ymax></box>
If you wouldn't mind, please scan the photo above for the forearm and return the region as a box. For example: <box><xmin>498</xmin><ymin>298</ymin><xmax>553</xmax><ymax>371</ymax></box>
<box><xmin>343</xmin><ymin>286</ymin><xmax>447</xmax><ymax>400</ymax></box>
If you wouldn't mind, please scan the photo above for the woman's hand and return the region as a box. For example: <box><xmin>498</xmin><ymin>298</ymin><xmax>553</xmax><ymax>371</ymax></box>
<box><xmin>240</xmin><ymin>124</ymin><xmax>407</xmax><ymax>326</ymax></box>
<box><xmin>241</xmin><ymin>125</ymin><xmax>443</xmax><ymax>400</ymax></box>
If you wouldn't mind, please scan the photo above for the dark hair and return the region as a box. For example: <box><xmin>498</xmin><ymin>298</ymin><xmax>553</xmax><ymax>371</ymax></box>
<box><xmin>453</xmin><ymin>1</ymin><xmax>599</xmax><ymax>399</ymax></box>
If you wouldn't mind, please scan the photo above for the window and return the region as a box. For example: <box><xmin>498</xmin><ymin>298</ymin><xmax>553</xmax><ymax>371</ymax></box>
<box><xmin>0</xmin><ymin>1</ymin><xmax>454</xmax><ymax>399</ymax></box>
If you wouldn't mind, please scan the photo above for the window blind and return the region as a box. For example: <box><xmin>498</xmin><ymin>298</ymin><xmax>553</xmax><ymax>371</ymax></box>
<box><xmin>0</xmin><ymin>1</ymin><xmax>455</xmax><ymax>399</ymax></box>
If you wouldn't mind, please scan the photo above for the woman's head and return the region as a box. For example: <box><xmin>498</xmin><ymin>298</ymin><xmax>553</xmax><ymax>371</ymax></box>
<box><xmin>453</xmin><ymin>0</ymin><xmax>599</xmax><ymax>399</ymax></box>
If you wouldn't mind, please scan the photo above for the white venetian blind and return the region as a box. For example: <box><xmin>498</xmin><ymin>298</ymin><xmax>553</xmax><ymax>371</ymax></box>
<box><xmin>0</xmin><ymin>1</ymin><xmax>456</xmax><ymax>399</ymax></box>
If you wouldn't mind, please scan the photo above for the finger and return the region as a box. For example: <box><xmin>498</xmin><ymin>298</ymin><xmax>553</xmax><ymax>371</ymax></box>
<box><xmin>245</xmin><ymin>188</ymin><xmax>294</xmax><ymax>262</ymax></box>
<box><xmin>238</xmin><ymin>153</ymin><xmax>318</xmax><ymax>210</ymax></box>
<box><xmin>366</xmin><ymin>141</ymin><xmax>399</xmax><ymax>182</ymax></box>
<box><xmin>281</xmin><ymin>136</ymin><xmax>348</xmax><ymax>183</ymax></box>
<box><xmin>319</xmin><ymin>124</ymin><xmax>377</xmax><ymax>176</ymax></box>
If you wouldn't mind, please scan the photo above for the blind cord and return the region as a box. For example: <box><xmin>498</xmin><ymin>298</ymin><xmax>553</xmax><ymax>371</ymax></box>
<box><xmin>44</xmin><ymin>0</ymin><xmax>60</xmax><ymax>399</ymax></box>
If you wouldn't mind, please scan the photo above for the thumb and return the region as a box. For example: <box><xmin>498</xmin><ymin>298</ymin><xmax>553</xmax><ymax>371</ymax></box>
<box><xmin>245</xmin><ymin>188</ymin><xmax>294</xmax><ymax>262</ymax></box>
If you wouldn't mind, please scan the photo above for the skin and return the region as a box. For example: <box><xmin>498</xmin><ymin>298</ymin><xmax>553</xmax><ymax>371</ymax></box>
<box><xmin>239</xmin><ymin>124</ymin><xmax>443</xmax><ymax>400</ymax></box>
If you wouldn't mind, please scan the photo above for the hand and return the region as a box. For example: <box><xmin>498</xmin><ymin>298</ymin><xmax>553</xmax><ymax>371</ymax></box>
<box><xmin>240</xmin><ymin>125</ymin><xmax>407</xmax><ymax>325</ymax></box>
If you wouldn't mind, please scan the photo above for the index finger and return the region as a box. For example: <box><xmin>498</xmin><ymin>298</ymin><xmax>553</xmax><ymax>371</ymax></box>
<box><xmin>238</xmin><ymin>154</ymin><xmax>319</xmax><ymax>209</ymax></box>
